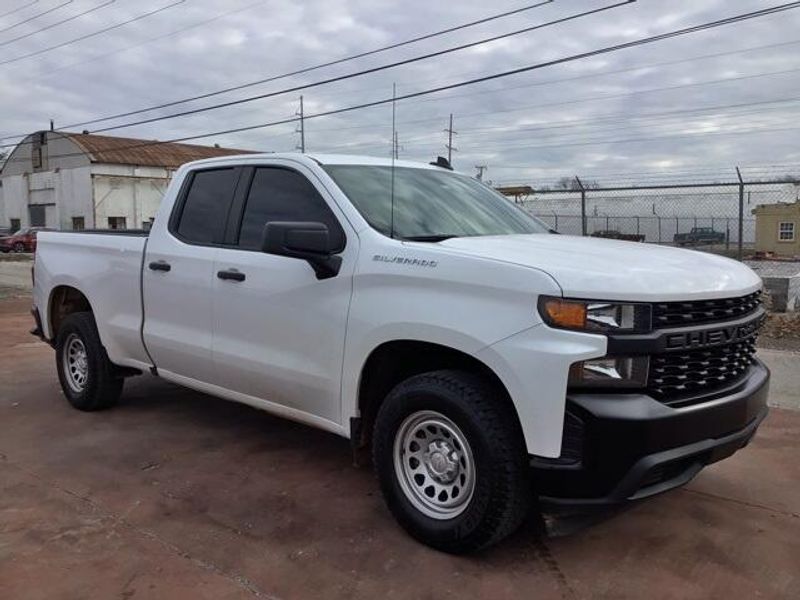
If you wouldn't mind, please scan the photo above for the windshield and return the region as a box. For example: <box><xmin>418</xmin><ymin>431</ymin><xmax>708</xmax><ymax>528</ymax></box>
<box><xmin>323</xmin><ymin>165</ymin><xmax>550</xmax><ymax>240</ymax></box>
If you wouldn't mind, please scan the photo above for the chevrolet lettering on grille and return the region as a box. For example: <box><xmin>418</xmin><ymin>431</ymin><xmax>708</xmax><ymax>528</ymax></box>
<box><xmin>664</xmin><ymin>316</ymin><xmax>762</xmax><ymax>350</ymax></box>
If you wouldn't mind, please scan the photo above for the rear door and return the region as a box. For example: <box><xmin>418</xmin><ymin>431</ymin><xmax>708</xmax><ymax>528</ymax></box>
<box><xmin>210</xmin><ymin>163</ymin><xmax>356</xmax><ymax>425</ymax></box>
<box><xmin>143</xmin><ymin>167</ymin><xmax>242</xmax><ymax>382</ymax></box>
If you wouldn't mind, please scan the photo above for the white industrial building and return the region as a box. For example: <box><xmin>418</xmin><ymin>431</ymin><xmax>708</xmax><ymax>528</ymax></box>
<box><xmin>0</xmin><ymin>131</ymin><xmax>251</xmax><ymax>231</ymax></box>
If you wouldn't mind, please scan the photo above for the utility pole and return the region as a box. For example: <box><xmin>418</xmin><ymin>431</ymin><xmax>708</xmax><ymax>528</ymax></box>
<box><xmin>444</xmin><ymin>113</ymin><xmax>457</xmax><ymax>165</ymax></box>
<box><xmin>393</xmin><ymin>130</ymin><xmax>400</xmax><ymax>159</ymax></box>
<box><xmin>475</xmin><ymin>165</ymin><xmax>487</xmax><ymax>181</ymax></box>
<box><xmin>391</xmin><ymin>83</ymin><xmax>397</xmax><ymax>159</ymax></box>
<box><xmin>295</xmin><ymin>95</ymin><xmax>305</xmax><ymax>153</ymax></box>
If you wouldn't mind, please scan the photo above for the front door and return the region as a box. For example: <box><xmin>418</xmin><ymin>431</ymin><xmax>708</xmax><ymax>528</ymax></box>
<box><xmin>143</xmin><ymin>167</ymin><xmax>241</xmax><ymax>383</ymax></box>
<box><xmin>211</xmin><ymin>165</ymin><xmax>355</xmax><ymax>425</ymax></box>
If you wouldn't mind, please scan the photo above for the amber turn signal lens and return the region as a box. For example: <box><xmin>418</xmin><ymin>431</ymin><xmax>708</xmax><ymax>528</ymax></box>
<box><xmin>541</xmin><ymin>299</ymin><xmax>587</xmax><ymax>329</ymax></box>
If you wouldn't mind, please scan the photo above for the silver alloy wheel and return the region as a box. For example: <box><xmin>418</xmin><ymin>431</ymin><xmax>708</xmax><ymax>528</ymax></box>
<box><xmin>393</xmin><ymin>410</ymin><xmax>476</xmax><ymax>520</ymax></box>
<box><xmin>63</xmin><ymin>333</ymin><xmax>89</xmax><ymax>393</ymax></box>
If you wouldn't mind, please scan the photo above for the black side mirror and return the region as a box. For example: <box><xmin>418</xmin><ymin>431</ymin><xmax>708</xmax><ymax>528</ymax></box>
<box><xmin>262</xmin><ymin>221</ymin><xmax>342</xmax><ymax>280</ymax></box>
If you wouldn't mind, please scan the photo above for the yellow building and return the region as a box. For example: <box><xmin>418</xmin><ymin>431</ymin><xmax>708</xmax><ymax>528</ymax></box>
<box><xmin>752</xmin><ymin>202</ymin><xmax>799</xmax><ymax>257</ymax></box>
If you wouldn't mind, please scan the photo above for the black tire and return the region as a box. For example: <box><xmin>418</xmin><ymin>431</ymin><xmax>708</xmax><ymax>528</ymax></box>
<box><xmin>55</xmin><ymin>312</ymin><xmax>123</xmax><ymax>411</ymax></box>
<box><xmin>372</xmin><ymin>370</ymin><xmax>532</xmax><ymax>553</ymax></box>
<box><xmin>14</xmin><ymin>242</ymin><xmax>25</xmax><ymax>253</ymax></box>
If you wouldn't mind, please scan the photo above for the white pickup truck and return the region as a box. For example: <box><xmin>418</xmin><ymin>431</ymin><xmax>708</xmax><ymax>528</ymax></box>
<box><xmin>32</xmin><ymin>153</ymin><xmax>769</xmax><ymax>552</ymax></box>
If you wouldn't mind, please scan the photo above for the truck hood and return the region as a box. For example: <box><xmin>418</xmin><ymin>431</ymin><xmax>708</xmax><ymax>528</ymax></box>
<box><xmin>436</xmin><ymin>234</ymin><xmax>762</xmax><ymax>302</ymax></box>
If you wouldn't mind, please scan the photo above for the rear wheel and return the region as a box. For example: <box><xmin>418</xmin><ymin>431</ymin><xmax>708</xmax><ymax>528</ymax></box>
<box><xmin>55</xmin><ymin>312</ymin><xmax>123</xmax><ymax>411</ymax></box>
<box><xmin>13</xmin><ymin>242</ymin><xmax>25</xmax><ymax>253</ymax></box>
<box><xmin>373</xmin><ymin>370</ymin><xmax>532</xmax><ymax>553</ymax></box>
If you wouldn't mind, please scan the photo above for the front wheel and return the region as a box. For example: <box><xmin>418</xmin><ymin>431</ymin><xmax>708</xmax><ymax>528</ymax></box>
<box><xmin>372</xmin><ymin>370</ymin><xmax>532</xmax><ymax>553</ymax></box>
<box><xmin>55</xmin><ymin>312</ymin><xmax>123</xmax><ymax>411</ymax></box>
<box><xmin>13</xmin><ymin>242</ymin><xmax>25</xmax><ymax>253</ymax></box>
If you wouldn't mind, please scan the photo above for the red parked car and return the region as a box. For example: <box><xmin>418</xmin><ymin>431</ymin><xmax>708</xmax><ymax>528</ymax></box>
<box><xmin>0</xmin><ymin>227</ymin><xmax>51</xmax><ymax>253</ymax></box>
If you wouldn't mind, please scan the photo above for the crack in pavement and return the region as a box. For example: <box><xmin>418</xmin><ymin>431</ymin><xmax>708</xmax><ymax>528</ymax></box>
<box><xmin>681</xmin><ymin>487</ymin><xmax>800</xmax><ymax>519</ymax></box>
<box><xmin>1</xmin><ymin>455</ymin><xmax>282</xmax><ymax>600</ymax></box>
<box><xmin>532</xmin><ymin>537</ymin><xmax>578</xmax><ymax>600</ymax></box>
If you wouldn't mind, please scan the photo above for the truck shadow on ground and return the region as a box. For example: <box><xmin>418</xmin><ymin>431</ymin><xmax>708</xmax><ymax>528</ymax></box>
<box><xmin>115</xmin><ymin>374</ymin><xmax>632</xmax><ymax>551</ymax></box>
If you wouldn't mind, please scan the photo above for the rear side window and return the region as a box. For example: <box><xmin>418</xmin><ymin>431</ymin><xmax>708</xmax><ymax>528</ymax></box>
<box><xmin>176</xmin><ymin>168</ymin><xmax>238</xmax><ymax>244</ymax></box>
<box><xmin>238</xmin><ymin>168</ymin><xmax>345</xmax><ymax>250</ymax></box>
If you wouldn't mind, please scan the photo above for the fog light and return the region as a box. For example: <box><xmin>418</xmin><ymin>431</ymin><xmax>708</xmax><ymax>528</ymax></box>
<box><xmin>569</xmin><ymin>356</ymin><xmax>649</xmax><ymax>388</ymax></box>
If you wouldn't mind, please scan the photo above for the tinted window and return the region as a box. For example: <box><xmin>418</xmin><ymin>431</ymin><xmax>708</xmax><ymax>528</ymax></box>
<box><xmin>238</xmin><ymin>168</ymin><xmax>344</xmax><ymax>250</ymax></box>
<box><xmin>176</xmin><ymin>168</ymin><xmax>238</xmax><ymax>244</ymax></box>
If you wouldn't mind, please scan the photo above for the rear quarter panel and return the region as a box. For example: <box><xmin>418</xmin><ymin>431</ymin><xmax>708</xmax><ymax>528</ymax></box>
<box><xmin>34</xmin><ymin>232</ymin><xmax>150</xmax><ymax>368</ymax></box>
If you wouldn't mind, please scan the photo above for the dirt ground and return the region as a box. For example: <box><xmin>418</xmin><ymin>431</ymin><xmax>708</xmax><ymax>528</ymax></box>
<box><xmin>760</xmin><ymin>312</ymin><xmax>800</xmax><ymax>352</ymax></box>
<box><xmin>1</xmin><ymin>295</ymin><xmax>799</xmax><ymax>600</ymax></box>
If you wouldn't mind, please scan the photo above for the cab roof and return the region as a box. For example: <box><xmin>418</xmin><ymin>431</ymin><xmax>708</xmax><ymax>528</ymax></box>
<box><xmin>183</xmin><ymin>152</ymin><xmax>450</xmax><ymax>172</ymax></box>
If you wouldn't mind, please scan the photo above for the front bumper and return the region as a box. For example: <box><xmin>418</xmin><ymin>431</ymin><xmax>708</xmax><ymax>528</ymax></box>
<box><xmin>531</xmin><ymin>360</ymin><xmax>770</xmax><ymax>506</ymax></box>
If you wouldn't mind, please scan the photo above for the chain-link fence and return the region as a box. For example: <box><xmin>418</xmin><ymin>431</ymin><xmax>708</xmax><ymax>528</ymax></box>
<box><xmin>509</xmin><ymin>180</ymin><xmax>799</xmax><ymax>260</ymax></box>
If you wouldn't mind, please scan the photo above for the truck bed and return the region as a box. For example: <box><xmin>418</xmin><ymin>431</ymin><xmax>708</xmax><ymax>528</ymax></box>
<box><xmin>33</xmin><ymin>231</ymin><xmax>151</xmax><ymax>369</ymax></box>
<box><xmin>53</xmin><ymin>229</ymin><xmax>150</xmax><ymax>236</ymax></box>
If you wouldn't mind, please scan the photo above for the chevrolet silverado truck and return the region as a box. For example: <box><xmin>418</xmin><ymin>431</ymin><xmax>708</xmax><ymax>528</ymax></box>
<box><xmin>31</xmin><ymin>154</ymin><xmax>769</xmax><ymax>553</ymax></box>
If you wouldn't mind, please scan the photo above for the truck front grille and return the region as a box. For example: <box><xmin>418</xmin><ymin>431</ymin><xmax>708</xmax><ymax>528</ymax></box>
<box><xmin>652</xmin><ymin>291</ymin><xmax>761</xmax><ymax>327</ymax></box>
<box><xmin>647</xmin><ymin>337</ymin><xmax>758</xmax><ymax>405</ymax></box>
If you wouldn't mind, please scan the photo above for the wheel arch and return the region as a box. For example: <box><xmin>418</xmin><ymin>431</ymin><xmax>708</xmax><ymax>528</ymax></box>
<box><xmin>353</xmin><ymin>339</ymin><xmax>523</xmax><ymax>451</ymax></box>
<box><xmin>48</xmin><ymin>285</ymin><xmax>93</xmax><ymax>339</ymax></box>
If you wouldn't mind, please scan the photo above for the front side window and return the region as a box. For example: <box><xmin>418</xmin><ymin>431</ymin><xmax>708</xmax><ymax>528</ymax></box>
<box><xmin>779</xmin><ymin>221</ymin><xmax>795</xmax><ymax>241</ymax></box>
<box><xmin>322</xmin><ymin>165</ymin><xmax>550</xmax><ymax>240</ymax></box>
<box><xmin>176</xmin><ymin>168</ymin><xmax>238</xmax><ymax>244</ymax></box>
<box><xmin>238</xmin><ymin>168</ymin><xmax>344</xmax><ymax>250</ymax></box>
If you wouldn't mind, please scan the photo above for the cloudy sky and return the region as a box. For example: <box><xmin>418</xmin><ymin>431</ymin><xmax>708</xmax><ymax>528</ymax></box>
<box><xmin>0</xmin><ymin>0</ymin><xmax>799</xmax><ymax>186</ymax></box>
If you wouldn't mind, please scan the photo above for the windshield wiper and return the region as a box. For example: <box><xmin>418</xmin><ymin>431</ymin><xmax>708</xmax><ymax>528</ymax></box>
<box><xmin>402</xmin><ymin>235</ymin><xmax>458</xmax><ymax>242</ymax></box>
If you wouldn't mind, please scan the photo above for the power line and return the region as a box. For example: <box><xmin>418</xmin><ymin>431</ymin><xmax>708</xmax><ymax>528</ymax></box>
<box><xmin>285</xmin><ymin>38</ymin><xmax>800</xmax><ymax>136</ymax></box>
<box><xmin>301</xmin><ymin>103</ymin><xmax>800</xmax><ymax>155</ymax></box>
<box><xmin>0</xmin><ymin>0</ymin><xmax>72</xmax><ymax>37</ymax></box>
<box><xmin>16</xmin><ymin>0</ymin><xmax>268</xmax><ymax>82</ymax></box>
<box><xmin>396</xmin><ymin>40</ymin><xmax>800</xmax><ymax>111</ymax></box>
<box><xmin>391</xmin><ymin>96</ymin><xmax>800</xmax><ymax>147</ymax></box>
<box><xmin>3</xmin><ymin>2</ymin><xmax>800</xmax><ymax>162</ymax></box>
<box><xmin>0</xmin><ymin>0</ymin><xmax>186</xmax><ymax>66</ymax></box>
<box><xmin>0</xmin><ymin>1</ymin><xmax>40</xmax><ymax>20</ymax></box>
<box><xmin>452</xmin><ymin>123</ymin><xmax>800</xmax><ymax>154</ymax></box>
<box><xmin>55</xmin><ymin>0</ymin><xmax>556</xmax><ymax>130</ymax></box>
<box><xmin>4</xmin><ymin>18</ymin><xmax>798</xmax><ymax>146</ymax></box>
<box><xmin>372</xmin><ymin>64</ymin><xmax>800</xmax><ymax>134</ymax></box>
<box><xmin>458</xmin><ymin>97</ymin><xmax>800</xmax><ymax>135</ymax></box>
<box><xmin>77</xmin><ymin>1</ymin><xmax>630</xmax><ymax>133</ymax></box>
<box><xmin>2</xmin><ymin>2</ymin><xmax>122</xmax><ymax>49</ymax></box>
<box><xmin>493</xmin><ymin>162</ymin><xmax>800</xmax><ymax>176</ymax></box>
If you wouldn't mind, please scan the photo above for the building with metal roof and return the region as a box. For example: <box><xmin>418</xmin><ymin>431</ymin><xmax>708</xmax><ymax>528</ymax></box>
<box><xmin>0</xmin><ymin>131</ymin><xmax>253</xmax><ymax>232</ymax></box>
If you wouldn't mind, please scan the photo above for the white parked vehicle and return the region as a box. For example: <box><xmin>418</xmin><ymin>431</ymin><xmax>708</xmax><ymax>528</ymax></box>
<box><xmin>31</xmin><ymin>154</ymin><xmax>769</xmax><ymax>552</ymax></box>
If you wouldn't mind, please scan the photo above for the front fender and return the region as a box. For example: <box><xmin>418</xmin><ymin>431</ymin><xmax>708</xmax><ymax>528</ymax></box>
<box><xmin>477</xmin><ymin>325</ymin><xmax>607</xmax><ymax>457</ymax></box>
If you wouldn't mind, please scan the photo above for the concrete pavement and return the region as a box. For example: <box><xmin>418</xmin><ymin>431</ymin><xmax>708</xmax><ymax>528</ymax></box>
<box><xmin>0</xmin><ymin>296</ymin><xmax>799</xmax><ymax>599</ymax></box>
<box><xmin>758</xmin><ymin>348</ymin><xmax>800</xmax><ymax>410</ymax></box>
<box><xmin>0</xmin><ymin>257</ymin><xmax>32</xmax><ymax>290</ymax></box>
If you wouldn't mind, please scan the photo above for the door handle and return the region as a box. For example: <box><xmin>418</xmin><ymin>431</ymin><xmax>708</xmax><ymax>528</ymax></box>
<box><xmin>217</xmin><ymin>269</ymin><xmax>245</xmax><ymax>282</ymax></box>
<box><xmin>148</xmin><ymin>260</ymin><xmax>171</xmax><ymax>272</ymax></box>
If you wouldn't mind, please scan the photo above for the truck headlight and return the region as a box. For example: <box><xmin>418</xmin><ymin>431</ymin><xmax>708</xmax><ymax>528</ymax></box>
<box><xmin>538</xmin><ymin>296</ymin><xmax>651</xmax><ymax>333</ymax></box>
<box><xmin>569</xmin><ymin>356</ymin><xmax>649</xmax><ymax>388</ymax></box>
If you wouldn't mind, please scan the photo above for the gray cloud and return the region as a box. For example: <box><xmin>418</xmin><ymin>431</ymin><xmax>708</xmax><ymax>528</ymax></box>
<box><xmin>1</xmin><ymin>0</ymin><xmax>799</xmax><ymax>185</ymax></box>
